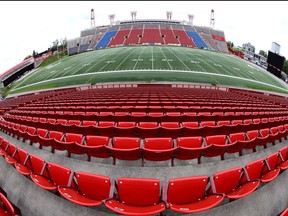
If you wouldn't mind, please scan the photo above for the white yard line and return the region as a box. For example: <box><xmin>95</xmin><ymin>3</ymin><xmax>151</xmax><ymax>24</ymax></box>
<box><xmin>132</xmin><ymin>47</ymin><xmax>145</xmax><ymax>70</ymax></box>
<box><xmin>12</xmin><ymin>69</ymin><xmax>288</xmax><ymax>93</ymax></box>
<box><xmin>164</xmin><ymin>47</ymin><xmax>191</xmax><ymax>71</ymax></box>
<box><xmin>159</xmin><ymin>47</ymin><xmax>173</xmax><ymax>70</ymax></box>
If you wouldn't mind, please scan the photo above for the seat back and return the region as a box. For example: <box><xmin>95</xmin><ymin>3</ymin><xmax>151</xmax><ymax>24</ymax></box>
<box><xmin>49</xmin><ymin>131</ymin><xmax>64</xmax><ymax>141</ymax></box>
<box><xmin>117</xmin><ymin>178</ymin><xmax>161</xmax><ymax>206</ymax></box>
<box><xmin>47</xmin><ymin>162</ymin><xmax>72</xmax><ymax>187</ymax></box>
<box><xmin>138</xmin><ymin>122</ymin><xmax>158</xmax><ymax>128</ymax></box>
<box><xmin>205</xmin><ymin>135</ymin><xmax>226</xmax><ymax>146</ymax></box>
<box><xmin>161</xmin><ymin>122</ymin><xmax>179</xmax><ymax>129</ymax></box>
<box><xmin>144</xmin><ymin>138</ymin><xmax>173</xmax><ymax>150</ymax></box>
<box><xmin>65</xmin><ymin>133</ymin><xmax>83</xmax><ymax>144</ymax></box>
<box><xmin>213</xmin><ymin>167</ymin><xmax>243</xmax><ymax>194</ymax></box>
<box><xmin>75</xmin><ymin>171</ymin><xmax>111</xmax><ymax>200</ymax></box>
<box><xmin>167</xmin><ymin>176</ymin><xmax>209</xmax><ymax>204</ymax></box>
<box><xmin>279</xmin><ymin>147</ymin><xmax>288</xmax><ymax>161</ymax></box>
<box><xmin>30</xmin><ymin>154</ymin><xmax>46</xmax><ymax>175</ymax></box>
<box><xmin>243</xmin><ymin>158</ymin><xmax>264</xmax><ymax>182</ymax></box>
<box><xmin>246</xmin><ymin>130</ymin><xmax>259</xmax><ymax>140</ymax></box>
<box><xmin>182</xmin><ymin>122</ymin><xmax>198</xmax><ymax>128</ymax></box>
<box><xmin>113</xmin><ymin>137</ymin><xmax>140</xmax><ymax>149</ymax></box>
<box><xmin>37</xmin><ymin>128</ymin><xmax>48</xmax><ymax>138</ymax></box>
<box><xmin>17</xmin><ymin>148</ymin><xmax>29</xmax><ymax>165</ymax></box>
<box><xmin>201</xmin><ymin>121</ymin><xmax>216</xmax><ymax>127</ymax></box>
<box><xmin>85</xmin><ymin>135</ymin><xmax>109</xmax><ymax>147</ymax></box>
<box><xmin>229</xmin><ymin>132</ymin><xmax>245</xmax><ymax>143</ymax></box>
<box><xmin>82</xmin><ymin>121</ymin><xmax>97</xmax><ymax>127</ymax></box>
<box><xmin>176</xmin><ymin>137</ymin><xmax>202</xmax><ymax>148</ymax></box>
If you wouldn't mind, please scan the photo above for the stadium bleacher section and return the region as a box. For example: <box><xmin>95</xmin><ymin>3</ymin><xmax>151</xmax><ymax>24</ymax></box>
<box><xmin>1</xmin><ymin>83</ymin><xmax>288</xmax><ymax>215</ymax></box>
<box><xmin>95</xmin><ymin>31</ymin><xmax>117</xmax><ymax>49</ymax></box>
<box><xmin>67</xmin><ymin>20</ymin><xmax>229</xmax><ymax>55</ymax></box>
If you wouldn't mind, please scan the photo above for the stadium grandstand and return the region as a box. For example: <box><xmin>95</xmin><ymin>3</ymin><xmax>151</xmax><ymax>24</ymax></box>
<box><xmin>1</xmin><ymin>9</ymin><xmax>288</xmax><ymax>216</ymax></box>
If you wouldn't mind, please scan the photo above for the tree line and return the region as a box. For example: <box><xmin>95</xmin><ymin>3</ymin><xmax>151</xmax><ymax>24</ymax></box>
<box><xmin>24</xmin><ymin>38</ymin><xmax>67</xmax><ymax>60</ymax></box>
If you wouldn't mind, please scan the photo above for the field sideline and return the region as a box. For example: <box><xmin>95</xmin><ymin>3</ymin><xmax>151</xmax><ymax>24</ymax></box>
<box><xmin>8</xmin><ymin>45</ymin><xmax>288</xmax><ymax>94</ymax></box>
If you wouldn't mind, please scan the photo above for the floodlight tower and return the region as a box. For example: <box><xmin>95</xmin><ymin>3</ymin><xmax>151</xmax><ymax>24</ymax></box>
<box><xmin>210</xmin><ymin>9</ymin><xmax>215</xmax><ymax>29</ymax></box>
<box><xmin>91</xmin><ymin>9</ymin><xmax>95</xmax><ymax>28</ymax></box>
<box><xmin>131</xmin><ymin>11</ymin><xmax>137</xmax><ymax>20</ymax></box>
<box><xmin>109</xmin><ymin>14</ymin><xmax>115</xmax><ymax>25</ymax></box>
<box><xmin>188</xmin><ymin>14</ymin><xmax>194</xmax><ymax>26</ymax></box>
<box><xmin>166</xmin><ymin>11</ymin><xmax>172</xmax><ymax>20</ymax></box>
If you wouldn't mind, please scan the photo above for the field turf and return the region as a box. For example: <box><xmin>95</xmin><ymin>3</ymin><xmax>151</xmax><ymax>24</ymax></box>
<box><xmin>8</xmin><ymin>45</ymin><xmax>288</xmax><ymax>95</ymax></box>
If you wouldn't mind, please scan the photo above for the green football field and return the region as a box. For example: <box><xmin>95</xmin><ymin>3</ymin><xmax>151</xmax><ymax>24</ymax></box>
<box><xmin>8</xmin><ymin>45</ymin><xmax>288</xmax><ymax>95</ymax></box>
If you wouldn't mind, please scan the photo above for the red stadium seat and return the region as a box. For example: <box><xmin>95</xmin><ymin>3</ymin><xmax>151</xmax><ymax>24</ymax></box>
<box><xmin>31</xmin><ymin>161</ymin><xmax>73</xmax><ymax>191</ymax></box>
<box><xmin>203</xmin><ymin>135</ymin><xmax>231</xmax><ymax>160</ymax></box>
<box><xmin>137</xmin><ymin>122</ymin><xmax>160</xmax><ymax>138</ymax></box>
<box><xmin>175</xmin><ymin>136</ymin><xmax>209</xmax><ymax>164</ymax></box>
<box><xmin>182</xmin><ymin>122</ymin><xmax>202</xmax><ymax>137</ymax></box>
<box><xmin>114</xmin><ymin>122</ymin><xmax>137</xmax><ymax>137</ymax></box>
<box><xmin>277</xmin><ymin>147</ymin><xmax>288</xmax><ymax>170</ymax></box>
<box><xmin>160</xmin><ymin>122</ymin><xmax>182</xmax><ymax>138</ymax></box>
<box><xmin>261</xmin><ymin>152</ymin><xmax>281</xmax><ymax>183</ymax></box>
<box><xmin>4</xmin><ymin>143</ymin><xmax>17</xmax><ymax>164</ymax></box>
<box><xmin>82</xmin><ymin>135</ymin><xmax>110</xmax><ymax>160</ymax></box>
<box><xmin>95</xmin><ymin>121</ymin><xmax>115</xmax><ymax>137</ymax></box>
<box><xmin>14</xmin><ymin>148</ymin><xmax>31</xmax><ymax>176</ymax></box>
<box><xmin>226</xmin><ymin>132</ymin><xmax>248</xmax><ymax>156</ymax></box>
<box><xmin>212</xmin><ymin>167</ymin><xmax>259</xmax><ymax>200</ymax></box>
<box><xmin>166</xmin><ymin>176</ymin><xmax>224</xmax><ymax>213</ymax></box>
<box><xmin>105</xmin><ymin>178</ymin><xmax>165</xmax><ymax>215</ymax></box>
<box><xmin>107</xmin><ymin>137</ymin><xmax>141</xmax><ymax>164</ymax></box>
<box><xmin>143</xmin><ymin>137</ymin><xmax>176</xmax><ymax>165</ymax></box>
<box><xmin>59</xmin><ymin>172</ymin><xmax>111</xmax><ymax>206</ymax></box>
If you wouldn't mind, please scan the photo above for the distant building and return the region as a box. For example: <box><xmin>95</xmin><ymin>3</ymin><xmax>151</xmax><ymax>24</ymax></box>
<box><xmin>242</xmin><ymin>42</ymin><xmax>267</xmax><ymax>69</ymax></box>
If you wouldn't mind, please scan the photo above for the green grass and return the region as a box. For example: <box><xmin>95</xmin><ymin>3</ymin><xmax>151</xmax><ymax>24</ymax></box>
<box><xmin>8</xmin><ymin>46</ymin><xmax>288</xmax><ymax>95</ymax></box>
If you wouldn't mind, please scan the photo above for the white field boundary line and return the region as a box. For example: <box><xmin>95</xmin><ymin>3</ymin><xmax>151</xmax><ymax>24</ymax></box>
<box><xmin>11</xmin><ymin>69</ymin><xmax>288</xmax><ymax>93</ymax></box>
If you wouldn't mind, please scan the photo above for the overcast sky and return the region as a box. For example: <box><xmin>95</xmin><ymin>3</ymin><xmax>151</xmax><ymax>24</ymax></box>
<box><xmin>0</xmin><ymin>1</ymin><xmax>287</xmax><ymax>75</ymax></box>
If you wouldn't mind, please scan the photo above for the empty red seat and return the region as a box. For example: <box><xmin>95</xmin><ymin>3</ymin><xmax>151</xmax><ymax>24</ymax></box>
<box><xmin>82</xmin><ymin>135</ymin><xmax>110</xmax><ymax>160</ymax></box>
<box><xmin>182</xmin><ymin>122</ymin><xmax>202</xmax><ymax>137</ymax></box>
<box><xmin>261</xmin><ymin>152</ymin><xmax>281</xmax><ymax>182</ymax></box>
<box><xmin>4</xmin><ymin>144</ymin><xmax>17</xmax><ymax>164</ymax></box>
<box><xmin>245</xmin><ymin>130</ymin><xmax>260</xmax><ymax>152</ymax></box>
<box><xmin>167</xmin><ymin>176</ymin><xmax>224</xmax><ymax>213</ymax></box>
<box><xmin>137</xmin><ymin>122</ymin><xmax>160</xmax><ymax>138</ymax></box>
<box><xmin>59</xmin><ymin>171</ymin><xmax>111</xmax><ymax>206</ymax></box>
<box><xmin>114</xmin><ymin>122</ymin><xmax>137</xmax><ymax>137</ymax></box>
<box><xmin>277</xmin><ymin>147</ymin><xmax>288</xmax><ymax>170</ymax></box>
<box><xmin>143</xmin><ymin>138</ymin><xmax>176</xmax><ymax>165</ymax></box>
<box><xmin>203</xmin><ymin>135</ymin><xmax>231</xmax><ymax>160</ymax></box>
<box><xmin>31</xmin><ymin>161</ymin><xmax>73</xmax><ymax>191</ymax></box>
<box><xmin>226</xmin><ymin>132</ymin><xmax>248</xmax><ymax>155</ymax></box>
<box><xmin>212</xmin><ymin>167</ymin><xmax>259</xmax><ymax>200</ymax></box>
<box><xmin>0</xmin><ymin>139</ymin><xmax>9</xmax><ymax>157</ymax></box>
<box><xmin>95</xmin><ymin>121</ymin><xmax>115</xmax><ymax>137</ymax></box>
<box><xmin>107</xmin><ymin>137</ymin><xmax>141</xmax><ymax>164</ymax></box>
<box><xmin>175</xmin><ymin>136</ymin><xmax>208</xmax><ymax>164</ymax></box>
<box><xmin>78</xmin><ymin>120</ymin><xmax>97</xmax><ymax>135</ymax></box>
<box><xmin>105</xmin><ymin>178</ymin><xmax>165</xmax><ymax>215</ymax></box>
<box><xmin>61</xmin><ymin>133</ymin><xmax>85</xmax><ymax>156</ymax></box>
<box><xmin>160</xmin><ymin>122</ymin><xmax>182</xmax><ymax>138</ymax></box>
<box><xmin>14</xmin><ymin>148</ymin><xmax>31</xmax><ymax>176</ymax></box>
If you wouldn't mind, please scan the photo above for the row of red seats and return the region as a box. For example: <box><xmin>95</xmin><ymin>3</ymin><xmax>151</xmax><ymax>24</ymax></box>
<box><xmin>14</xmin><ymin>102</ymin><xmax>282</xmax><ymax>111</ymax></box>
<box><xmin>1</xmin><ymin>120</ymin><xmax>287</xmax><ymax>165</ymax></box>
<box><xmin>3</xmin><ymin>115</ymin><xmax>288</xmax><ymax>138</ymax></box>
<box><xmin>7</xmin><ymin>110</ymin><xmax>288</xmax><ymax>122</ymax></box>
<box><xmin>1</xmin><ymin>137</ymin><xmax>287</xmax><ymax>215</ymax></box>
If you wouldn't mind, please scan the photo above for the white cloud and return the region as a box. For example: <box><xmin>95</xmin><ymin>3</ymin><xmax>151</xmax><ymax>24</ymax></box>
<box><xmin>0</xmin><ymin>1</ymin><xmax>287</xmax><ymax>75</ymax></box>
